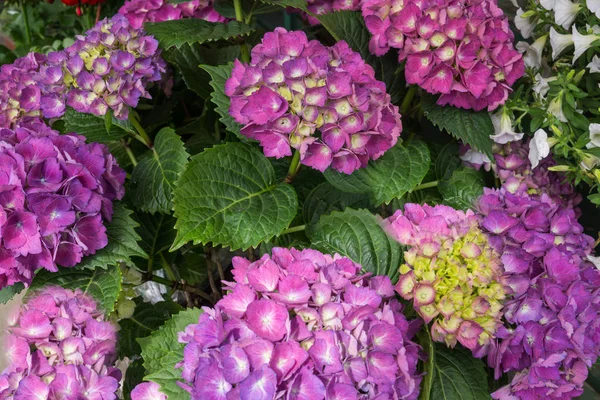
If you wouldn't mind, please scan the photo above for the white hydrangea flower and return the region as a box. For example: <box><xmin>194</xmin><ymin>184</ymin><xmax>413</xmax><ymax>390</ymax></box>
<box><xmin>550</xmin><ymin>27</ymin><xmax>574</xmax><ymax>60</ymax></box>
<box><xmin>586</xmin><ymin>123</ymin><xmax>600</xmax><ymax>148</ymax></box>
<box><xmin>528</xmin><ymin>129</ymin><xmax>551</xmax><ymax>168</ymax></box>
<box><xmin>489</xmin><ymin>110</ymin><xmax>524</xmax><ymax>144</ymax></box>
<box><xmin>515</xmin><ymin>8</ymin><xmax>535</xmax><ymax>39</ymax></box>
<box><xmin>554</xmin><ymin>0</ymin><xmax>581</xmax><ymax>29</ymax></box>
<box><xmin>572</xmin><ymin>25</ymin><xmax>600</xmax><ymax>62</ymax></box>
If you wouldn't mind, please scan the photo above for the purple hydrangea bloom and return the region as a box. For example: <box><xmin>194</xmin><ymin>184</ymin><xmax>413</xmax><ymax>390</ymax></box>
<box><xmin>131</xmin><ymin>381</ymin><xmax>167</xmax><ymax>400</ymax></box>
<box><xmin>36</xmin><ymin>14</ymin><xmax>166</xmax><ymax>120</ymax></box>
<box><xmin>176</xmin><ymin>247</ymin><xmax>423</xmax><ymax>400</ymax></box>
<box><xmin>361</xmin><ymin>0</ymin><xmax>524</xmax><ymax>111</ymax></box>
<box><xmin>119</xmin><ymin>0</ymin><xmax>226</xmax><ymax>29</ymax></box>
<box><xmin>304</xmin><ymin>0</ymin><xmax>363</xmax><ymax>25</ymax></box>
<box><xmin>0</xmin><ymin>121</ymin><xmax>125</xmax><ymax>290</ymax></box>
<box><xmin>476</xmin><ymin>143</ymin><xmax>600</xmax><ymax>399</ymax></box>
<box><xmin>225</xmin><ymin>28</ymin><xmax>402</xmax><ymax>174</ymax></box>
<box><xmin>0</xmin><ymin>287</ymin><xmax>121</xmax><ymax>400</ymax></box>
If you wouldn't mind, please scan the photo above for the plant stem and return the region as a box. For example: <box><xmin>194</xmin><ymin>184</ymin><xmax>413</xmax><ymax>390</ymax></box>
<box><xmin>159</xmin><ymin>252</ymin><xmax>177</xmax><ymax>281</ymax></box>
<box><xmin>280</xmin><ymin>225</ymin><xmax>306</xmax><ymax>235</ymax></box>
<box><xmin>420</xmin><ymin>329</ymin><xmax>435</xmax><ymax>400</ymax></box>
<box><xmin>400</xmin><ymin>85</ymin><xmax>417</xmax><ymax>115</ymax></box>
<box><xmin>285</xmin><ymin>150</ymin><xmax>301</xmax><ymax>183</ymax></box>
<box><xmin>412</xmin><ymin>180</ymin><xmax>438</xmax><ymax>192</ymax></box>
<box><xmin>122</xmin><ymin>140</ymin><xmax>138</xmax><ymax>166</ymax></box>
<box><xmin>146</xmin><ymin>274</ymin><xmax>213</xmax><ymax>303</ymax></box>
<box><xmin>128</xmin><ymin>112</ymin><xmax>153</xmax><ymax>148</ymax></box>
<box><xmin>20</xmin><ymin>0</ymin><xmax>32</xmax><ymax>45</ymax></box>
<box><xmin>95</xmin><ymin>4</ymin><xmax>102</xmax><ymax>24</ymax></box>
<box><xmin>233</xmin><ymin>0</ymin><xmax>251</xmax><ymax>63</ymax></box>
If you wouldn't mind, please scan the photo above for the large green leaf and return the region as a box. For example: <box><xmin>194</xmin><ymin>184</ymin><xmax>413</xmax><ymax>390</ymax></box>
<box><xmin>138</xmin><ymin>308</ymin><xmax>202</xmax><ymax>398</ymax></box>
<box><xmin>303</xmin><ymin>182</ymin><xmax>372</xmax><ymax>228</ymax></box>
<box><xmin>130</xmin><ymin>128</ymin><xmax>190</xmax><ymax>214</ymax></box>
<box><xmin>309</xmin><ymin>209</ymin><xmax>403</xmax><ymax>282</ymax></box>
<box><xmin>118</xmin><ymin>299</ymin><xmax>183</xmax><ymax>358</ymax></box>
<box><xmin>430</xmin><ymin>345</ymin><xmax>490</xmax><ymax>400</ymax></box>
<box><xmin>200</xmin><ymin>63</ymin><xmax>245</xmax><ymax>139</ymax></box>
<box><xmin>61</xmin><ymin>108</ymin><xmax>135</xmax><ymax>144</ymax></box>
<box><xmin>135</xmin><ymin>212</ymin><xmax>177</xmax><ymax>269</ymax></box>
<box><xmin>123</xmin><ymin>359</ymin><xmax>145</xmax><ymax>400</ymax></box>
<box><xmin>435</xmin><ymin>142</ymin><xmax>461</xmax><ymax>181</ymax></box>
<box><xmin>256</xmin><ymin>0</ymin><xmax>308</xmax><ymax>11</ymax></box>
<box><xmin>78</xmin><ymin>204</ymin><xmax>148</xmax><ymax>270</ymax></box>
<box><xmin>172</xmin><ymin>143</ymin><xmax>298</xmax><ymax>251</ymax></box>
<box><xmin>0</xmin><ymin>283</ymin><xmax>24</xmax><ymax>304</ymax></box>
<box><xmin>324</xmin><ymin>141</ymin><xmax>431</xmax><ymax>205</ymax></box>
<box><xmin>421</xmin><ymin>95</ymin><xmax>494</xmax><ymax>158</ymax></box>
<box><xmin>144</xmin><ymin>19</ymin><xmax>254</xmax><ymax>49</ymax></box>
<box><xmin>164</xmin><ymin>43</ymin><xmax>240</xmax><ymax>98</ymax></box>
<box><xmin>27</xmin><ymin>264</ymin><xmax>121</xmax><ymax>313</ymax></box>
<box><xmin>438</xmin><ymin>168</ymin><xmax>485</xmax><ymax>210</ymax></box>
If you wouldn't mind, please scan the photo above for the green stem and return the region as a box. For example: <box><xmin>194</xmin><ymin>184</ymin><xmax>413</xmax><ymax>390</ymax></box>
<box><xmin>400</xmin><ymin>85</ymin><xmax>417</xmax><ymax>115</ymax></box>
<box><xmin>420</xmin><ymin>329</ymin><xmax>435</xmax><ymax>400</ymax></box>
<box><xmin>412</xmin><ymin>180</ymin><xmax>438</xmax><ymax>192</ymax></box>
<box><xmin>159</xmin><ymin>252</ymin><xmax>177</xmax><ymax>281</ymax></box>
<box><xmin>233</xmin><ymin>0</ymin><xmax>251</xmax><ymax>63</ymax></box>
<box><xmin>122</xmin><ymin>140</ymin><xmax>138</xmax><ymax>167</ymax></box>
<box><xmin>128</xmin><ymin>112</ymin><xmax>153</xmax><ymax>148</ymax></box>
<box><xmin>280</xmin><ymin>224</ymin><xmax>306</xmax><ymax>235</ymax></box>
<box><xmin>285</xmin><ymin>150</ymin><xmax>301</xmax><ymax>183</ymax></box>
<box><xmin>20</xmin><ymin>0</ymin><xmax>32</xmax><ymax>45</ymax></box>
<box><xmin>146</xmin><ymin>274</ymin><xmax>213</xmax><ymax>303</ymax></box>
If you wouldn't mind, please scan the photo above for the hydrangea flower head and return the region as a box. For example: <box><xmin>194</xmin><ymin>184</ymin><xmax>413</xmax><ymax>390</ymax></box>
<box><xmin>0</xmin><ymin>286</ymin><xmax>121</xmax><ymax>400</ymax></box>
<box><xmin>119</xmin><ymin>0</ymin><xmax>225</xmax><ymax>29</ymax></box>
<box><xmin>225</xmin><ymin>28</ymin><xmax>402</xmax><ymax>174</ymax></box>
<box><xmin>362</xmin><ymin>0</ymin><xmax>524</xmax><ymax>111</ymax></box>
<box><xmin>305</xmin><ymin>0</ymin><xmax>363</xmax><ymax>24</ymax></box>
<box><xmin>37</xmin><ymin>14</ymin><xmax>166</xmax><ymax>120</ymax></box>
<box><xmin>131</xmin><ymin>382</ymin><xmax>167</xmax><ymax>400</ymax></box>
<box><xmin>0</xmin><ymin>121</ymin><xmax>125</xmax><ymax>290</ymax></box>
<box><xmin>178</xmin><ymin>247</ymin><xmax>423</xmax><ymax>399</ymax></box>
<box><xmin>384</xmin><ymin>204</ymin><xmax>507</xmax><ymax>356</ymax></box>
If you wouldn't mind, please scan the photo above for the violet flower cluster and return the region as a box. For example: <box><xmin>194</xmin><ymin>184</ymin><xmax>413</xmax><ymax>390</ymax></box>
<box><xmin>477</xmin><ymin>141</ymin><xmax>600</xmax><ymax>399</ymax></box>
<box><xmin>119</xmin><ymin>0</ymin><xmax>225</xmax><ymax>30</ymax></box>
<box><xmin>0</xmin><ymin>287</ymin><xmax>121</xmax><ymax>399</ymax></box>
<box><xmin>0</xmin><ymin>121</ymin><xmax>125</xmax><ymax>290</ymax></box>
<box><xmin>305</xmin><ymin>0</ymin><xmax>362</xmax><ymax>24</ymax></box>
<box><xmin>226</xmin><ymin>28</ymin><xmax>402</xmax><ymax>174</ymax></box>
<box><xmin>384</xmin><ymin>204</ymin><xmax>507</xmax><ymax>356</ymax></box>
<box><xmin>38</xmin><ymin>15</ymin><xmax>166</xmax><ymax>120</ymax></box>
<box><xmin>177</xmin><ymin>247</ymin><xmax>423</xmax><ymax>400</ymax></box>
<box><xmin>362</xmin><ymin>0</ymin><xmax>524</xmax><ymax>111</ymax></box>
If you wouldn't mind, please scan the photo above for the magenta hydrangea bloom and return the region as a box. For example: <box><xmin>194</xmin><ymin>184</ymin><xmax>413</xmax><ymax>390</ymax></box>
<box><xmin>476</xmin><ymin>145</ymin><xmax>600</xmax><ymax>399</ymax></box>
<box><xmin>131</xmin><ymin>381</ymin><xmax>167</xmax><ymax>400</ymax></box>
<box><xmin>305</xmin><ymin>0</ymin><xmax>363</xmax><ymax>24</ymax></box>
<box><xmin>384</xmin><ymin>203</ymin><xmax>507</xmax><ymax>357</ymax></box>
<box><xmin>361</xmin><ymin>0</ymin><xmax>524</xmax><ymax>111</ymax></box>
<box><xmin>0</xmin><ymin>121</ymin><xmax>125</xmax><ymax>290</ymax></box>
<box><xmin>0</xmin><ymin>286</ymin><xmax>121</xmax><ymax>400</ymax></box>
<box><xmin>0</xmin><ymin>53</ymin><xmax>47</xmax><ymax>129</ymax></box>
<box><xmin>36</xmin><ymin>14</ymin><xmax>166</xmax><ymax>120</ymax></box>
<box><xmin>225</xmin><ymin>28</ymin><xmax>402</xmax><ymax>174</ymax></box>
<box><xmin>119</xmin><ymin>0</ymin><xmax>225</xmax><ymax>29</ymax></box>
<box><xmin>177</xmin><ymin>247</ymin><xmax>423</xmax><ymax>399</ymax></box>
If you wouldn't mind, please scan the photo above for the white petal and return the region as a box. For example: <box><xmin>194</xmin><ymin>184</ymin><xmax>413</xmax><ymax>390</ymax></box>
<box><xmin>523</xmin><ymin>36</ymin><xmax>547</xmax><ymax>68</ymax></box>
<box><xmin>548</xmin><ymin>96</ymin><xmax>568</xmax><ymax>122</ymax></box>
<box><xmin>532</xmin><ymin>74</ymin><xmax>551</xmax><ymax>97</ymax></box>
<box><xmin>554</xmin><ymin>0</ymin><xmax>581</xmax><ymax>29</ymax></box>
<box><xmin>572</xmin><ymin>25</ymin><xmax>599</xmax><ymax>62</ymax></box>
<box><xmin>587</xmin><ymin>0</ymin><xmax>600</xmax><ymax>17</ymax></box>
<box><xmin>540</xmin><ymin>0</ymin><xmax>556</xmax><ymax>10</ymax></box>
<box><xmin>529</xmin><ymin>129</ymin><xmax>551</xmax><ymax>168</ymax></box>
<box><xmin>515</xmin><ymin>8</ymin><xmax>535</xmax><ymax>39</ymax></box>
<box><xmin>588</xmin><ymin>123</ymin><xmax>600</xmax><ymax>148</ymax></box>
<box><xmin>587</xmin><ymin>55</ymin><xmax>600</xmax><ymax>72</ymax></box>
<box><xmin>588</xmin><ymin>255</ymin><xmax>600</xmax><ymax>269</ymax></box>
<box><xmin>549</xmin><ymin>27</ymin><xmax>574</xmax><ymax>60</ymax></box>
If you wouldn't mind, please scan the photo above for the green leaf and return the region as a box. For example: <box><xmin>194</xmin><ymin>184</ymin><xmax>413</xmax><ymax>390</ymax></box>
<box><xmin>324</xmin><ymin>141</ymin><xmax>431</xmax><ymax>206</ymax></box>
<box><xmin>303</xmin><ymin>182</ymin><xmax>372</xmax><ymax>227</ymax></box>
<box><xmin>317</xmin><ymin>11</ymin><xmax>374</xmax><ymax>64</ymax></box>
<box><xmin>309</xmin><ymin>209</ymin><xmax>403</xmax><ymax>282</ymax></box>
<box><xmin>435</xmin><ymin>142</ymin><xmax>461</xmax><ymax>181</ymax></box>
<box><xmin>130</xmin><ymin>128</ymin><xmax>190</xmax><ymax>214</ymax></box>
<box><xmin>61</xmin><ymin>108</ymin><xmax>135</xmax><ymax>144</ymax></box>
<box><xmin>430</xmin><ymin>344</ymin><xmax>490</xmax><ymax>400</ymax></box>
<box><xmin>421</xmin><ymin>95</ymin><xmax>494</xmax><ymax>158</ymax></box>
<box><xmin>200</xmin><ymin>63</ymin><xmax>245</xmax><ymax>139</ymax></box>
<box><xmin>144</xmin><ymin>20</ymin><xmax>254</xmax><ymax>49</ymax></box>
<box><xmin>172</xmin><ymin>143</ymin><xmax>298</xmax><ymax>251</ymax></box>
<box><xmin>0</xmin><ymin>283</ymin><xmax>24</xmax><ymax>304</ymax></box>
<box><xmin>135</xmin><ymin>212</ymin><xmax>177</xmax><ymax>269</ymax></box>
<box><xmin>118</xmin><ymin>299</ymin><xmax>183</xmax><ymax>358</ymax></box>
<box><xmin>164</xmin><ymin>43</ymin><xmax>240</xmax><ymax>98</ymax></box>
<box><xmin>438</xmin><ymin>168</ymin><xmax>485</xmax><ymax>210</ymax></box>
<box><xmin>123</xmin><ymin>358</ymin><xmax>145</xmax><ymax>400</ymax></box>
<box><xmin>256</xmin><ymin>0</ymin><xmax>308</xmax><ymax>11</ymax></box>
<box><xmin>78</xmin><ymin>204</ymin><xmax>148</xmax><ymax>270</ymax></box>
<box><xmin>139</xmin><ymin>308</ymin><xmax>202</xmax><ymax>398</ymax></box>
<box><xmin>27</xmin><ymin>264</ymin><xmax>122</xmax><ymax>313</ymax></box>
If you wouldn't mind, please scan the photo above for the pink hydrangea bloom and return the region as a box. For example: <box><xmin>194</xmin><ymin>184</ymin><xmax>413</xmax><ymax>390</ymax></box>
<box><xmin>226</xmin><ymin>28</ymin><xmax>402</xmax><ymax>174</ymax></box>
<box><xmin>119</xmin><ymin>0</ymin><xmax>225</xmax><ymax>29</ymax></box>
<box><xmin>0</xmin><ymin>287</ymin><xmax>121</xmax><ymax>400</ymax></box>
<box><xmin>477</xmin><ymin>142</ymin><xmax>600</xmax><ymax>399</ymax></box>
<box><xmin>362</xmin><ymin>0</ymin><xmax>524</xmax><ymax>111</ymax></box>
<box><xmin>0</xmin><ymin>121</ymin><xmax>125</xmax><ymax>290</ymax></box>
<box><xmin>177</xmin><ymin>247</ymin><xmax>423</xmax><ymax>400</ymax></box>
<box><xmin>131</xmin><ymin>381</ymin><xmax>167</xmax><ymax>400</ymax></box>
<box><xmin>304</xmin><ymin>0</ymin><xmax>363</xmax><ymax>24</ymax></box>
